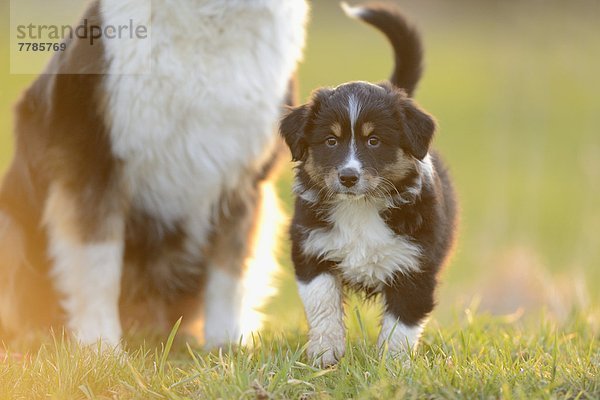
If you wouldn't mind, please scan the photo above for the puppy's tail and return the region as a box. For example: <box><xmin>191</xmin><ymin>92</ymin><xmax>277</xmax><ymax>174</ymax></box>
<box><xmin>342</xmin><ymin>2</ymin><xmax>423</xmax><ymax>97</ymax></box>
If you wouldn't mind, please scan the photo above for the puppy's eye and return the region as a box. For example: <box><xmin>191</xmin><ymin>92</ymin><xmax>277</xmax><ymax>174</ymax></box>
<box><xmin>367</xmin><ymin>136</ymin><xmax>381</xmax><ymax>147</ymax></box>
<box><xmin>325</xmin><ymin>137</ymin><xmax>338</xmax><ymax>147</ymax></box>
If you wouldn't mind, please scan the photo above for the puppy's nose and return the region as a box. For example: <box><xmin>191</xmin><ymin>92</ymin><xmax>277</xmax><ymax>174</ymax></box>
<box><xmin>339</xmin><ymin>169</ymin><xmax>359</xmax><ymax>188</ymax></box>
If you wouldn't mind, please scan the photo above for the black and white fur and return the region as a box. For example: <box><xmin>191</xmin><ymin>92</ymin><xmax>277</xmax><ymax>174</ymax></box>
<box><xmin>0</xmin><ymin>0</ymin><xmax>308</xmax><ymax>348</ymax></box>
<box><xmin>280</xmin><ymin>3</ymin><xmax>457</xmax><ymax>367</ymax></box>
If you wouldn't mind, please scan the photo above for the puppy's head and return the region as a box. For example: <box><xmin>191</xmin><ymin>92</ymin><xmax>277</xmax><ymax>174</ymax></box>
<box><xmin>280</xmin><ymin>82</ymin><xmax>435</xmax><ymax>200</ymax></box>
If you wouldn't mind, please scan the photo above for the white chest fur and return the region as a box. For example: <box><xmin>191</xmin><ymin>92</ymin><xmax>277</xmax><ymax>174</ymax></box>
<box><xmin>100</xmin><ymin>0</ymin><xmax>307</xmax><ymax>237</ymax></box>
<box><xmin>301</xmin><ymin>198</ymin><xmax>422</xmax><ymax>289</ymax></box>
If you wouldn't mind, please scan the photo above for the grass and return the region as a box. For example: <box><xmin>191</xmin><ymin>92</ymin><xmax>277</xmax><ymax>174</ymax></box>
<box><xmin>1</xmin><ymin>0</ymin><xmax>600</xmax><ymax>398</ymax></box>
<box><xmin>1</xmin><ymin>310</ymin><xmax>598</xmax><ymax>399</ymax></box>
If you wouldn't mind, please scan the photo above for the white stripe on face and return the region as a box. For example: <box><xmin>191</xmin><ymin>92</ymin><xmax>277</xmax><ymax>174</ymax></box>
<box><xmin>344</xmin><ymin>95</ymin><xmax>363</xmax><ymax>171</ymax></box>
<box><xmin>348</xmin><ymin>94</ymin><xmax>362</xmax><ymax>133</ymax></box>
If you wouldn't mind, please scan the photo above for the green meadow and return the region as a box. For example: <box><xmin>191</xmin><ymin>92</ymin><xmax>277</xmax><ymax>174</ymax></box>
<box><xmin>0</xmin><ymin>1</ymin><xmax>599</xmax><ymax>398</ymax></box>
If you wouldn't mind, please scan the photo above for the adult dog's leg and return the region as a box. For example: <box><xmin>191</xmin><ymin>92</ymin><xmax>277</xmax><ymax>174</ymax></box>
<box><xmin>201</xmin><ymin>77</ymin><xmax>295</xmax><ymax>348</ymax></box>
<box><xmin>202</xmin><ymin>184</ymin><xmax>260</xmax><ymax>348</ymax></box>
<box><xmin>0</xmin><ymin>209</ymin><xmax>60</xmax><ymax>338</ymax></box>
<box><xmin>43</xmin><ymin>181</ymin><xmax>126</xmax><ymax>347</ymax></box>
<box><xmin>202</xmin><ymin>178</ymin><xmax>286</xmax><ymax>348</ymax></box>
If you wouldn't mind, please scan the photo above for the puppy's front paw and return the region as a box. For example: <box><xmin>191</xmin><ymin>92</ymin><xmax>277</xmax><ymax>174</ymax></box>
<box><xmin>307</xmin><ymin>336</ymin><xmax>345</xmax><ymax>368</ymax></box>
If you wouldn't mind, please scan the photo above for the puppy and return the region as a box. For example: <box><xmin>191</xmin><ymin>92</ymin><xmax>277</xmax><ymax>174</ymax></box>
<box><xmin>0</xmin><ymin>0</ymin><xmax>308</xmax><ymax>347</ymax></box>
<box><xmin>280</xmin><ymin>3</ymin><xmax>457</xmax><ymax>367</ymax></box>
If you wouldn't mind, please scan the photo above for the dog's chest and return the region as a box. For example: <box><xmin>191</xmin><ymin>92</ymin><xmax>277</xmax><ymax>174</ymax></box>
<box><xmin>302</xmin><ymin>200</ymin><xmax>422</xmax><ymax>289</ymax></box>
<box><xmin>100</xmin><ymin>0</ymin><xmax>307</xmax><ymax>227</ymax></box>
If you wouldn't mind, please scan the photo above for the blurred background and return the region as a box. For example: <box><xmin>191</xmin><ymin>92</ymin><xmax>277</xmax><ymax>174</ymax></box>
<box><xmin>0</xmin><ymin>0</ymin><xmax>599</xmax><ymax>333</ymax></box>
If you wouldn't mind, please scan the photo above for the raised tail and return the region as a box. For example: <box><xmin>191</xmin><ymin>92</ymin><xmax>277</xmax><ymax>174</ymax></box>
<box><xmin>342</xmin><ymin>2</ymin><xmax>424</xmax><ymax>97</ymax></box>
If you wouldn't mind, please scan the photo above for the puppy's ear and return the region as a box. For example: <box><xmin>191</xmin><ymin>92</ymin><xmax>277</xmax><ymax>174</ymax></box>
<box><xmin>280</xmin><ymin>87</ymin><xmax>333</xmax><ymax>162</ymax></box>
<box><xmin>398</xmin><ymin>98</ymin><xmax>436</xmax><ymax>160</ymax></box>
<box><xmin>280</xmin><ymin>104</ymin><xmax>310</xmax><ymax>162</ymax></box>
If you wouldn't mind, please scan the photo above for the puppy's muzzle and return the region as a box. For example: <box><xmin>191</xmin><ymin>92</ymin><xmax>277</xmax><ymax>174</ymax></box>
<box><xmin>338</xmin><ymin>168</ymin><xmax>360</xmax><ymax>188</ymax></box>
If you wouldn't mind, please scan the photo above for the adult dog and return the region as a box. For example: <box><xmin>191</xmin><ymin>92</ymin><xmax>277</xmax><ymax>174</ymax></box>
<box><xmin>0</xmin><ymin>0</ymin><xmax>308</xmax><ymax>348</ymax></box>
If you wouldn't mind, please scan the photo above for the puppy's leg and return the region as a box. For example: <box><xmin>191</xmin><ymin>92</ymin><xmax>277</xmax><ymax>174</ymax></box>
<box><xmin>378</xmin><ymin>312</ymin><xmax>427</xmax><ymax>355</ymax></box>
<box><xmin>298</xmin><ymin>273</ymin><xmax>346</xmax><ymax>367</ymax></box>
<box><xmin>378</xmin><ymin>271</ymin><xmax>436</xmax><ymax>354</ymax></box>
<box><xmin>43</xmin><ymin>182</ymin><xmax>126</xmax><ymax>347</ymax></box>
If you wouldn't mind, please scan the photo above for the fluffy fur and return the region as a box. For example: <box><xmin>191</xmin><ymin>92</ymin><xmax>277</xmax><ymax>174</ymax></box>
<box><xmin>280</xmin><ymin>3</ymin><xmax>457</xmax><ymax>367</ymax></box>
<box><xmin>0</xmin><ymin>0</ymin><xmax>308</xmax><ymax>347</ymax></box>
<box><xmin>297</xmin><ymin>274</ymin><xmax>345</xmax><ymax>367</ymax></box>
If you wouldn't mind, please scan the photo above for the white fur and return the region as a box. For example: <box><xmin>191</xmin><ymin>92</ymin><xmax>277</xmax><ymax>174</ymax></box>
<box><xmin>42</xmin><ymin>184</ymin><xmax>124</xmax><ymax>347</ymax></box>
<box><xmin>344</xmin><ymin>94</ymin><xmax>362</xmax><ymax>169</ymax></box>
<box><xmin>204</xmin><ymin>268</ymin><xmax>243</xmax><ymax>348</ymax></box>
<box><xmin>377</xmin><ymin>312</ymin><xmax>426</xmax><ymax>353</ymax></box>
<box><xmin>46</xmin><ymin>239</ymin><xmax>124</xmax><ymax>347</ymax></box>
<box><xmin>401</xmin><ymin>153</ymin><xmax>434</xmax><ymax>202</ymax></box>
<box><xmin>97</xmin><ymin>0</ymin><xmax>308</xmax><ymax>342</ymax></box>
<box><xmin>297</xmin><ymin>274</ymin><xmax>346</xmax><ymax>367</ymax></box>
<box><xmin>293</xmin><ymin>178</ymin><xmax>319</xmax><ymax>204</ymax></box>
<box><xmin>341</xmin><ymin>2</ymin><xmax>365</xmax><ymax>19</ymax></box>
<box><xmin>418</xmin><ymin>154</ymin><xmax>435</xmax><ymax>183</ymax></box>
<box><xmin>342</xmin><ymin>150</ymin><xmax>362</xmax><ymax>173</ymax></box>
<box><xmin>101</xmin><ymin>0</ymin><xmax>307</xmax><ymax>239</ymax></box>
<box><xmin>301</xmin><ymin>198</ymin><xmax>422</xmax><ymax>290</ymax></box>
<box><xmin>347</xmin><ymin>94</ymin><xmax>362</xmax><ymax>133</ymax></box>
